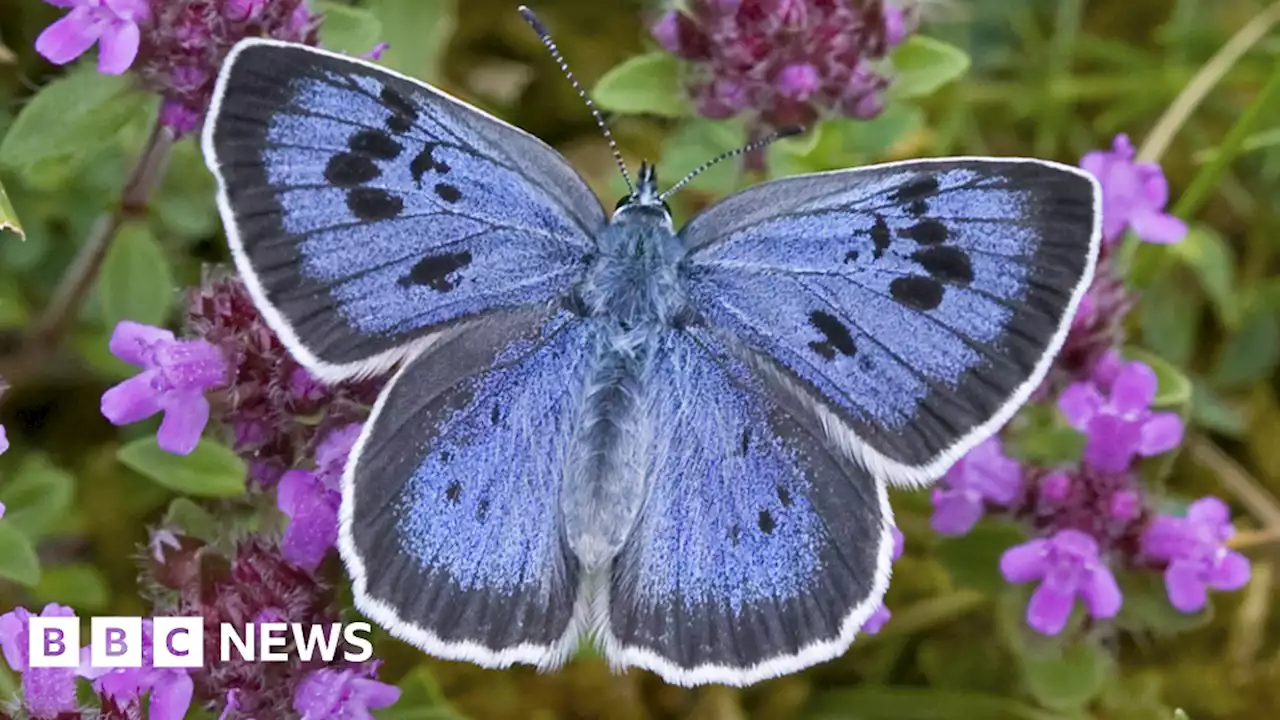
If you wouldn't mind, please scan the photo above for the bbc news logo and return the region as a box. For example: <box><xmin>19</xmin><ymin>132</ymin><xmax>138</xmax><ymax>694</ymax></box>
<box><xmin>28</xmin><ymin>616</ymin><xmax>373</xmax><ymax>668</ymax></box>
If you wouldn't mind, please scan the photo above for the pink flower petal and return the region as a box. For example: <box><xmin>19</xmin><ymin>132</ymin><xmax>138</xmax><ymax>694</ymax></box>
<box><xmin>1135</xmin><ymin>163</ymin><xmax>1169</xmax><ymax>207</ymax></box>
<box><xmin>1000</xmin><ymin>539</ymin><xmax>1049</xmax><ymax>583</ymax></box>
<box><xmin>1186</xmin><ymin>496</ymin><xmax>1230</xmax><ymax>527</ymax></box>
<box><xmin>101</xmin><ymin>371</ymin><xmax>164</xmax><ymax>425</ymax></box>
<box><xmin>1057</xmin><ymin>382</ymin><xmax>1102</xmax><ymax>429</ymax></box>
<box><xmin>1129</xmin><ymin>210</ymin><xmax>1187</xmax><ymax>245</ymax></box>
<box><xmin>109</xmin><ymin>321</ymin><xmax>174</xmax><ymax>366</ymax></box>
<box><xmin>1207</xmin><ymin>551</ymin><xmax>1251</xmax><ymax>592</ymax></box>
<box><xmin>1112</xmin><ymin>362</ymin><xmax>1157</xmax><ymax>413</ymax></box>
<box><xmin>1083</xmin><ymin>414</ymin><xmax>1142</xmax><ymax>474</ymax></box>
<box><xmin>97</xmin><ymin>19</ymin><xmax>140</xmax><ymax>74</ymax></box>
<box><xmin>35</xmin><ymin>8</ymin><xmax>104</xmax><ymax>66</ymax></box>
<box><xmin>1079</xmin><ymin>151</ymin><xmax>1109</xmax><ymax>181</ymax></box>
<box><xmin>1164</xmin><ymin>560</ymin><xmax>1208</xmax><ymax>613</ymax></box>
<box><xmin>149</xmin><ymin>671</ymin><xmax>193</xmax><ymax>720</ymax></box>
<box><xmin>350</xmin><ymin>677</ymin><xmax>401</xmax><ymax>710</ymax></box>
<box><xmin>1138</xmin><ymin>412</ymin><xmax>1183</xmax><ymax>456</ymax></box>
<box><xmin>156</xmin><ymin>394</ymin><xmax>210</xmax><ymax>455</ymax></box>
<box><xmin>277</xmin><ymin>470</ymin><xmax>316</xmax><ymax>517</ymax></box>
<box><xmin>930</xmin><ymin>491</ymin><xmax>983</xmax><ymax>536</ymax></box>
<box><xmin>1026</xmin><ymin>581</ymin><xmax>1075</xmax><ymax>635</ymax></box>
<box><xmin>1081</xmin><ymin>566</ymin><xmax>1122</xmax><ymax>619</ymax></box>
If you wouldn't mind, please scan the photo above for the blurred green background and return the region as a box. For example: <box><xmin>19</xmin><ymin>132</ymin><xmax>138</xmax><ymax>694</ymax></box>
<box><xmin>0</xmin><ymin>0</ymin><xmax>1279</xmax><ymax>718</ymax></box>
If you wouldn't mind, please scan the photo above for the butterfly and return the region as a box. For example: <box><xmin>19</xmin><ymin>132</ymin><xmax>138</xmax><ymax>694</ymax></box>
<box><xmin>201</xmin><ymin>8</ymin><xmax>1100</xmax><ymax>688</ymax></box>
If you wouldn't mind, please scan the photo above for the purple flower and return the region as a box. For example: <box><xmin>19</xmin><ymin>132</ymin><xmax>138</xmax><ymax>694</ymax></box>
<box><xmin>362</xmin><ymin>42</ymin><xmax>390</xmax><ymax>60</ymax></box>
<box><xmin>83</xmin><ymin>620</ymin><xmax>193</xmax><ymax>720</ymax></box>
<box><xmin>1141</xmin><ymin>497</ymin><xmax>1251</xmax><ymax>613</ymax></box>
<box><xmin>294</xmin><ymin>667</ymin><xmax>401</xmax><ymax>720</ymax></box>
<box><xmin>1081</xmin><ymin>134</ymin><xmax>1187</xmax><ymax>246</ymax></box>
<box><xmin>100</xmin><ymin>321</ymin><xmax>229</xmax><ymax>455</ymax></box>
<box><xmin>930</xmin><ymin>437</ymin><xmax>1023</xmax><ymax>535</ymax></box>
<box><xmin>1000</xmin><ymin>529</ymin><xmax>1122</xmax><ymax>635</ymax></box>
<box><xmin>225</xmin><ymin>0</ymin><xmax>267</xmax><ymax>22</ymax></box>
<box><xmin>0</xmin><ymin>423</ymin><xmax>8</xmax><ymax>455</ymax></box>
<box><xmin>35</xmin><ymin>0</ymin><xmax>150</xmax><ymax>74</ymax></box>
<box><xmin>278</xmin><ymin>424</ymin><xmax>362</xmax><ymax>570</ymax></box>
<box><xmin>1058</xmin><ymin>359</ymin><xmax>1184</xmax><ymax>473</ymax></box>
<box><xmin>861</xmin><ymin>526</ymin><xmax>904</xmax><ymax>634</ymax></box>
<box><xmin>652</xmin><ymin>0</ymin><xmax>902</xmax><ymax>132</ymax></box>
<box><xmin>0</xmin><ymin>604</ymin><xmax>83</xmax><ymax>719</ymax></box>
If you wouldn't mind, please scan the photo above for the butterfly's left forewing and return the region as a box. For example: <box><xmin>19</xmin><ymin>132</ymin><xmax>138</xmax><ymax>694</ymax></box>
<box><xmin>681</xmin><ymin>159</ymin><xmax>1100</xmax><ymax>485</ymax></box>
<box><xmin>203</xmin><ymin>40</ymin><xmax>603</xmax><ymax>381</ymax></box>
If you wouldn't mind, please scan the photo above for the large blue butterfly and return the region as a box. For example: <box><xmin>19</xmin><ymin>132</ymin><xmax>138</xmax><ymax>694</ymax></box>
<box><xmin>202</xmin><ymin>33</ymin><xmax>1100</xmax><ymax>686</ymax></box>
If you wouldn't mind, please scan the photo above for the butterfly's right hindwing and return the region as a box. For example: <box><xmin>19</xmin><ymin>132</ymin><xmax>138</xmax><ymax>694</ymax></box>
<box><xmin>203</xmin><ymin>40</ymin><xmax>604</xmax><ymax>381</ymax></box>
<box><xmin>340</xmin><ymin>307</ymin><xmax>594</xmax><ymax>668</ymax></box>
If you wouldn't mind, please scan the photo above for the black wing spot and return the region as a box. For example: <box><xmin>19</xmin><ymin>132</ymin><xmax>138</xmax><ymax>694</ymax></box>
<box><xmin>730</xmin><ymin>524</ymin><xmax>740</xmax><ymax>547</ymax></box>
<box><xmin>490</xmin><ymin>405</ymin><xmax>500</xmax><ymax>425</ymax></box>
<box><xmin>808</xmin><ymin>310</ymin><xmax>857</xmax><ymax>360</ymax></box>
<box><xmin>911</xmin><ymin>246</ymin><xmax>974</xmax><ymax>285</ymax></box>
<box><xmin>758</xmin><ymin>509</ymin><xmax>776</xmax><ymax>535</ymax></box>
<box><xmin>871</xmin><ymin>215</ymin><xmax>891</xmax><ymax>259</ymax></box>
<box><xmin>890</xmin><ymin>276</ymin><xmax>944</xmax><ymax>310</ymax></box>
<box><xmin>410</xmin><ymin>143</ymin><xmax>450</xmax><ymax>184</ymax></box>
<box><xmin>900</xmin><ymin>219</ymin><xmax>949</xmax><ymax>245</ymax></box>
<box><xmin>777</xmin><ymin>487</ymin><xmax>793</xmax><ymax>507</ymax></box>
<box><xmin>348</xmin><ymin>129</ymin><xmax>402</xmax><ymax>160</ymax></box>
<box><xmin>476</xmin><ymin>498</ymin><xmax>490</xmax><ymax>522</ymax></box>
<box><xmin>324</xmin><ymin>153</ymin><xmax>380</xmax><ymax>187</ymax></box>
<box><xmin>399</xmin><ymin>251</ymin><xmax>472</xmax><ymax>292</ymax></box>
<box><xmin>740</xmin><ymin>428</ymin><xmax>751</xmax><ymax>455</ymax></box>
<box><xmin>844</xmin><ymin>250</ymin><xmax>859</xmax><ymax>263</ymax></box>
<box><xmin>434</xmin><ymin>183</ymin><xmax>462</xmax><ymax>203</ymax></box>
<box><xmin>380</xmin><ymin>86</ymin><xmax>418</xmax><ymax>134</ymax></box>
<box><xmin>347</xmin><ymin>188</ymin><xmax>402</xmax><ymax>220</ymax></box>
<box><xmin>445</xmin><ymin>481</ymin><xmax>461</xmax><ymax>503</ymax></box>
<box><xmin>893</xmin><ymin>174</ymin><xmax>939</xmax><ymax>204</ymax></box>
<box><xmin>440</xmin><ymin>451</ymin><xmax>452</xmax><ymax>463</ymax></box>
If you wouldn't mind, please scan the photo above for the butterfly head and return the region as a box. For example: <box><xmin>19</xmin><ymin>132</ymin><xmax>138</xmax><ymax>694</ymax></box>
<box><xmin>613</xmin><ymin>162</ymin><xmax>671</xmax><ymax>218</ymax></box>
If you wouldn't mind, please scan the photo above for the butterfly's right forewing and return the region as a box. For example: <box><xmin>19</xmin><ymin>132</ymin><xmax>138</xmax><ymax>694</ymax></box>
<box><xmin>203</xmin><ymin>40</ymin><xmax>604</xmax><ymax>381</ymax></box>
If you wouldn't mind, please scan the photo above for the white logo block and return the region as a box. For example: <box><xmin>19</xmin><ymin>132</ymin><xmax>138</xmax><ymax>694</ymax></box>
<box><xmin>91</xmin><ymin>616</ymin><xmax>142</xmax><ymax>668</ymax></box>
<box><xmin>152</xmin><ymin>617</ymin><xmax>205</xmax><ymax>668</ymax></box>
<box><xmin>28</xmin><ymin>616</ymin><xmax>80</xmax><ymax>668</ymax></box>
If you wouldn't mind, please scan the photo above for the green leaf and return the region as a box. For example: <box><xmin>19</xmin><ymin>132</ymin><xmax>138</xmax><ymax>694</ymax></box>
<box><xmin>592</xmin><ymin>52</ymin><xmax>690</xmax><ymax>118</ymax></box>
<box><xmin>1189</xmin><ymin>379</ymin><xmax>1247</xmax><ymax>437</ymax></box>
<box><xmin>0</xmin><ymin>176</ymin><xmax>23</xmax><ymax>240</ymax></box>
<box><xmin>1115</xmin><ymin>571</ymin><xmax>1213</xmax><ymax>635</ymax></box>
<box><xmin>31</xmin><ymin>564</ymin><xmax>110</xmax><ymax>612</ymax></box>
<box><xmin>118</xmin><ymin>438</ymin><xmax>247</xmax><ymax>498</ymax></box>
<box><xmin>366</xmin><ymin>0</ymin><xmax>456</xmax><ymax>82</ymax></box>
<box><xmin>805</xmin><ymin>686</ymin><xmax>1065</xmax><ymax>720</ymax></box>
<box><xmin>1210</xmin><ymin>305</ymin><xmax>1280</xmax><ymax>390</ymax></box>
<box><xmin>162</xmin><ymin>497</ymin><xmax>220</xmax><ymax>544</ymax></box>
<box><xmin>318</xmin><ymin>1</ymin><xmax>385</xmax><ymax>55</ymax></box>
<box><xmin>890</xmin><ymin>36</ymin><xmax>972</xmax><ymax>99</ymax></box>
<box><xmin>1138</xmin><ymin>280</ymin><xmax>1200</xmax><ymax>369</ymax></box>
<box><xmin>772</xmin><ymin>105</ymin><xmax>925</xmax><ymax>175</ymax></box>
<box><xmin>1123</xmin><ymin>348</ymin><xmax>1193</xmax><ymax>409</ymax></box>
<box><xmin>1019</xmin><ymin>640</ymin><xmax>1112</xmax><ymax>712</ymax></box>
<box><xmin>97</xmin><ymin>222</ymin><xmax>174</xmax><ymax>328</ymax></box>
<box><xmin>0</xmin><ymin>454</ymin><xmax>76</xmax><ymax>541</ymax></box>
<box><xmin>658</xmin><ymin>118</ymin><xmax>746</xmax><ymax>196</ymax></box>
<box><xmin>1169</xmin><ymin>226</ymin><xmax>1238</xmax><ymax>327</ymax></box>
<box><xmin>935</xmin><ymin>521</ymin><xmax>1027</xmax><ymax>594</ymax></box>
<box><xmin>0</xmin><ymin>520</ymin><xmax>42</xmax><ymax>586</ymax></box>
<box><xmin>0</xmin><ymin>65</ymin><xmax>151</xmax><ymax>178</ymax></box>
<box><xmin>375</xmin><ymin>666</ymin><xmax>468</xmax><ymax>720</ymax></box>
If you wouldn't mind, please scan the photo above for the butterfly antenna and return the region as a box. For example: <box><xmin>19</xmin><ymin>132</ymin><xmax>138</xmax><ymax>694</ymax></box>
<box><xmin>518</xmin><ymin>6</ymin><xmax>634</xmax><ymax>195</ymax></box>
<box><xmin>659</xmin><ymin>125</ymin><xmax>805</xmax><ymax>201</ymax></box>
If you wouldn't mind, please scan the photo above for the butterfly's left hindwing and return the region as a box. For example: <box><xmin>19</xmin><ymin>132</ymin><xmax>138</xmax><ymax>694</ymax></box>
<box><xmin>681</xmin><ymin>159</ymin><xmax>1100</xmax><ymax>484</ymax></box>
<box><xmin>341</xmin><ymin>308</ymin><xmax>593</xmax><ymax>668</ymax></box>
<box><xmin>203</xmin><ymin>40</ymin><xmax>604</xmax><ymax>381</ymax></box>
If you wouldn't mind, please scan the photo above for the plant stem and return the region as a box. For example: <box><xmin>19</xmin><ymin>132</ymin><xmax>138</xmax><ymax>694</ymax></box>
<box><xmin>14</xmin><ymin>118</ymin><xmax>174</xmax><ymax>377</ymax></box>
<box><xmin>1138</xmin><ymin>0</ymin><xmax>1280</xmax><ymax>163</ymax></box>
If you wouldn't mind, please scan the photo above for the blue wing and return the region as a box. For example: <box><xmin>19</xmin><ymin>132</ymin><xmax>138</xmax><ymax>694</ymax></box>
<box><xmin>339</xmin><ymin>307</ymin><xmax>595</xmax><ymax>668</ymax></box>
<box><xmin>680</xmin><ymin>159</ymin><xmax>1100</xmax><ymax>484</ymax></box>
<box><xmin>203</xmin><ymin>40</ymin><xmax>603</xmax><ymax>381</ymax></box>
<box><xmin>603</xmin><ymin>328</ymin><xmax>894</xmax><ymax>687</ymax></box>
